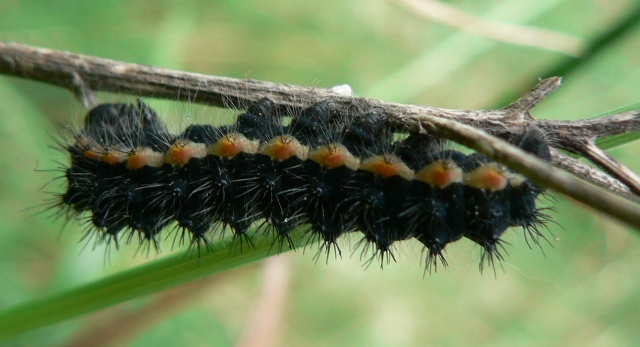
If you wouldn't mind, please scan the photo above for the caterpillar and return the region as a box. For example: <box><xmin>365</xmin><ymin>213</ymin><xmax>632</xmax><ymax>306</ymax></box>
<box><xmin>52</xmin><ymin>98</ymin><xmax>552</xmax><ymax>271</ymax></box>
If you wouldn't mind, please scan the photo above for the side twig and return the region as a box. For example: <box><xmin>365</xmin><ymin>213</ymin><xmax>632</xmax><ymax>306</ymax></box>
<box><xmin>1</xmin><ymin>42</ymin><xmax>639</xmax><ymax>230</ymax></box>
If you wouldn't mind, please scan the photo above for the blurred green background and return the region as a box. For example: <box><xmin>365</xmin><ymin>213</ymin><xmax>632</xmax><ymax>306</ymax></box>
<box><xmin>1</xmin><ymin>0</ymin><xmax>640</xmax><ymax>346</ymax></box>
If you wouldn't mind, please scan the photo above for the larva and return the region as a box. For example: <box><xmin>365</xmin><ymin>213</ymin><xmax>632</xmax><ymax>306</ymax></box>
<box><xmin>53</xmin><ymin>98</ymin><xmax>552</xmax><ymax>271</ymax></box>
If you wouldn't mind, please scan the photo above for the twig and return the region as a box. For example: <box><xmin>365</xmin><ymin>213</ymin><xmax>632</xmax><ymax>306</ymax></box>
<box><xmin>550</xmin><ymin>150</ymin><xmax>637</xmax><ymax>202</ymax></box>
<box><xmin>583</xmin><ymin>142</ymin><xmax>640</xmax><ymax>195</ymax></box>
<box><xmin>1</xmin><ymin>42</ymin><xmax>639</xmax><ymax>230</ymax></box>
<box><xmin>536</xmin><ymin>111</ymin><xmax>640</xmax><ymax>197</ymax></box>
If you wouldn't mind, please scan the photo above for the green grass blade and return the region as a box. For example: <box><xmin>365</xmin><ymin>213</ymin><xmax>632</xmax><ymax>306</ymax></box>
<box><xmin>590</xmin><ymin>101</ymin><xmax>640</xmax><ymax>149</ymax></box>
<box><xmin>0</xmin><ymin>233</ymin><xmax>306</xmax><ymax>340</ymax></box>
<box><xmin>596</xmin><ymin>132</ymin><xmax>640</xmax><ymax>150</ymax></box>
<box><xmin>546</xmin><ymin>3</ymin><xmax>640</xmax><ymax>79</ymax></box>
<box><xmin>492</xmin><ymin>3</ymin><xmax>640</xmax><ymax>108</ymax></box>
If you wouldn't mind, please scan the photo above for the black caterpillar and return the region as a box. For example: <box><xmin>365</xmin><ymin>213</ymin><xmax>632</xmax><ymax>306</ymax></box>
<box><xmin>54</xmin><ymin>98</ymin><xmax>552</xmax><ymax>271</ymax></box>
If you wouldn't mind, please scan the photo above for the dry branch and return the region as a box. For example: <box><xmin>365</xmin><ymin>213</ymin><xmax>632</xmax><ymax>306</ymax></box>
<box><xmin>1</xmin><ymin>42</ymin><xmax>639</xmax><ymax>230</ymax></box>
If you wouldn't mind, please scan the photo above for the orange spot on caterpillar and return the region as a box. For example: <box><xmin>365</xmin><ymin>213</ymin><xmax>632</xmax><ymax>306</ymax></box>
<box><xmin>360</xmin><ymin>154</ymin><xmax>414</xmax><ymax>180</ymax></box>
<box><xmin>165</xmin><ymin>141</ymin><xmax>207</xmax><ymax>166</ymax></box>
<box><xmin>464</xmin><ymin>163</ymin><xmax>508</xmax><ymax>191</ymax></box>
<box><xmin>308</xmin><ymin>143</ymin><xmax>359</xmax><ymax>170</ymax></box>
<box><xmin>415</xmin><ymin>160</ymin><xmax>463</xmax><ymax>188</ymax></box>
<box><xmin>209</xmin><ymin>133</ymin><xmax>259</xmax><ymax>158</ymax></box>
<box><xmin>76</xmin><ymin>138</ymin><xmax>102</xmax><ymax>161</ymax></box>
<box><xmin>83</xmin><ymin>148</ymin><xmax>103</xmax><ymax>161</ymax></box>
<box><xmin>77</xmin><ymin>138</ymin><xmax>109</xmax><ymax>162</ymax></box>
<box><xmin>260</xmin><ymin>135</ymin><xmax>308</xmax><ymax>161</ymax></box>
<box><xmin>127</xmin><ymin>147</ymin><xmax>164</xmax><ymax>169</ymax></box>
<box><xmin>101</xmin><ymin>149</ymin><xmax>128</xmax><ymax>165</ymax></box>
